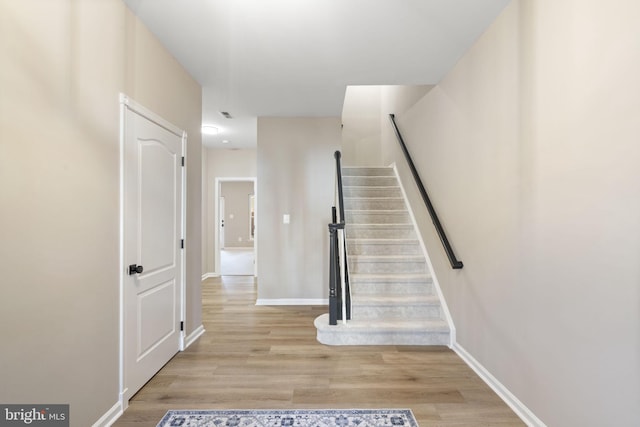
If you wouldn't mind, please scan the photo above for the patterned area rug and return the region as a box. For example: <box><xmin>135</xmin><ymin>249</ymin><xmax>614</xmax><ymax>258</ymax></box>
<box><xmin>156</xmin><ymin>409</ymin><xmax>418</xmax><ymax>427</ymax></box>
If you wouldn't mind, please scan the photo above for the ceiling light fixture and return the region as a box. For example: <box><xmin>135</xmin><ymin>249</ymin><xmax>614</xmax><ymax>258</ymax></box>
<box><xmin>222</xmin><ymin>140</ymin><xmax>229</xmax><ymax>144</ymax></box>
<box><xmin>201</xmin><ymin>125</ymin><xmax>219</xmax><ymax>135</ymax></box>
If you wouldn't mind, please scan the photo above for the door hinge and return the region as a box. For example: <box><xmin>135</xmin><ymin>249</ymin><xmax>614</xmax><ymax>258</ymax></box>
<box><xmin>180</xmin><ymin>321</ymin><xmax>184</xmax><ymax>331</ymax></box>
<box><xmin>181</xmin><ymin>156</ymin><xmax>185</xmax><ymax>167</ymax></box>
<box><xmin>181</xmin><ymin>239</ymin><xmax>184</xmax><ymax>249</ymax></box>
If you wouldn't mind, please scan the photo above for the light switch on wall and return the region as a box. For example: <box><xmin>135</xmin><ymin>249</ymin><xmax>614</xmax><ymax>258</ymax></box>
<box><xmin>283</xmin><ymin>214</ymin><xmax>290</xmax><ymax>224</ymax></box>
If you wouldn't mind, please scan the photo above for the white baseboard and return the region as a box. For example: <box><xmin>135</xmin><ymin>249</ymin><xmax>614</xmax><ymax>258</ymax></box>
<box><xmin>184</xmin><ymin>324</ymin><xmax>206</xmax><ymax>349</ymax></box>
<box><xmin>201</xmin><ymin>272</ymin><xmax>219</xmax><ymax>281</ymax></box>
<box><xmin>92</xmin><ymin>401</ymin><xmax>123</xmax><ymax>427</ymax></box>
<box><xmin>255</xmin><ymin>298</ymin><xmax>328</xmax><ymax>306</ymax></box>
<box><xmin>453</xmin><ymin>343</ymin><xmax>547</xmax><ymax>427</ymax></box>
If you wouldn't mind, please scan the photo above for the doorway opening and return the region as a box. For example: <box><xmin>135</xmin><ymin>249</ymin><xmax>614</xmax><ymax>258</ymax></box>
<box><xmin>215</xmin><ymin>178</ymin><xmax>257</xmax><ymax>276</ymax></box>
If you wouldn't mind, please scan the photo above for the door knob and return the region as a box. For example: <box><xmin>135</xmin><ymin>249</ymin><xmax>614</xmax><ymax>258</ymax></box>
<box><xmin>129</xmin><ymin>264</ymin><xmax>144</xmax><ymax>275</ymax></box>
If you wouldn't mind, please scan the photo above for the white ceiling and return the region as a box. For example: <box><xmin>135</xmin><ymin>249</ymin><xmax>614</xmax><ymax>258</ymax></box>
<box><xmin>122</xmin><ymin>0</ymin><xmax>512</xmax><ymax>148</ymax></box>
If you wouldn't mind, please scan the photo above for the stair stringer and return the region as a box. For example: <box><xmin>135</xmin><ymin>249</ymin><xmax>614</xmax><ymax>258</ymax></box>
<box><xmin>389</xmin><ymin>162</ymin><xmax>456</xmax><ymax>347</ymax></box>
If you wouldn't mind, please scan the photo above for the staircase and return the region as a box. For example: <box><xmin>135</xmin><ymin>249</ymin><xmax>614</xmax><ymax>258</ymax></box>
<box><xmin>315</xmin><ymin>166</ymin><xmax>450</xmax><ymax>345</ymax></box>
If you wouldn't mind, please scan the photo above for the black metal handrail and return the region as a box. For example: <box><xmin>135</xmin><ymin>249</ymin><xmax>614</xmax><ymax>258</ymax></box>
<box><xmin>389</xmin><ymin>114</ymin><xmax>463</xmax><ymax>269</ymax></box>
<box><xmin>335</xmin><ymin>151</ymin><xmax>346</xmax><ymax>224</ymax></box>
<box><xmin>328</xmin><ymin>151</ymin><xmax>351</xmax><ymax>325</ymax></box>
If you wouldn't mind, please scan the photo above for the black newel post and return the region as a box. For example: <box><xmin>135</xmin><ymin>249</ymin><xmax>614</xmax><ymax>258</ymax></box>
<box><xmin>328</xmin><ymin>221</ymin><xmax>338</xmax><ymax>326</ymax></box>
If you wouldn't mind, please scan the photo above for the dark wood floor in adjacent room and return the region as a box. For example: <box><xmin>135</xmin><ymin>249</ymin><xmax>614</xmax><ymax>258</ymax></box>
<box><xmin>113</xmin><ymin>276</ymin><xmax>524</xmax><ymax>427</ymax></box>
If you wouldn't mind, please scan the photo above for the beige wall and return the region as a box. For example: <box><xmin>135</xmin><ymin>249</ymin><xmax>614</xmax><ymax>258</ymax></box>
<box><xmin>0</xmin><ymin>1</ymin><xmax>202</xmax><ymax>426</ymax></box>
<box><xmin>202</xmin><ymin>148</ymin><xmax>257</xmax><ymax>275</ymax></box>
<box><xmin>342</xmin><ymin>85</ymin><xmax>433</xmax><ymax>167</ymax></box>
<box><xmin>257</xmin><ymin>117</ymin><xmax>341</xmax><ymax>301</ymax></box>
<box><xmin>382</xmin><ymin>1</ymin><xmax>640</xmax><ymax>425</ymax></box>
<box><xmin>379</xmin><ymin>85</ymin><xmax>434</xmax><ymax>162</ymax></box>
<box><xmin>341</xmin><ymin>86</ymin><xmax>383</xmax><ymax>166</ymax></box>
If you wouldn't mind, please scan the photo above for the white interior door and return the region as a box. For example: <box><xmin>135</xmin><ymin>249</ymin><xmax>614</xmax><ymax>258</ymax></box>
<box><xmin>122</xmin><ymin>100</ymin><xmax>183</xmax><ymax>403</ymax></box>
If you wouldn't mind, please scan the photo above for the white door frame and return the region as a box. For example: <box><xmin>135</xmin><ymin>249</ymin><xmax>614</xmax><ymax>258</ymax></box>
<box><xmin>118</xmin><ymin>94</ymin><xmax>186</xmax><ymax>410</ymax></box>
<box><xmin>214</xmin><ymin>177</ymin><xmax>257</xmax><ymax>277</ymax></box>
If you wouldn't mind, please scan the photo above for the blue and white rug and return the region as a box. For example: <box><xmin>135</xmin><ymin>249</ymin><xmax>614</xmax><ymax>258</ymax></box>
<box><xmin>156</xmin><ymin>409</ymin><xmax>418</xmax><ymax>427</ymax></box>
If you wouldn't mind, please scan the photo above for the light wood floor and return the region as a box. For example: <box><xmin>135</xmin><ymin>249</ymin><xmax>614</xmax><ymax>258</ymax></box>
<box><xmin>114</xmin><ymin>276</ymin><xmax>524</xmax><ymax>427</ymax></box>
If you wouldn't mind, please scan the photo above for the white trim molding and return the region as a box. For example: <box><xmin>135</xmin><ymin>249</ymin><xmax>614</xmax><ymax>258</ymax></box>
<box><xmin>202</xmin><ymin>272</ymin><xmax>219</xmax><ymax>281</ymax></box>
<box><xmin>453</xmin><ymin>343</ymin><xmax>547</xmax><ymax>427</ymax></box>
<box><xmin>184</xmin><ymin>325</ymin><xmax>206</xmax><ymax>349</ymax></box>
<box><xmin>256</xmin><ymin>299</ymin><xmax>328</xmax><ymax>306</ymax></box>
<box><xmin>119</xmin><ymin>94</ymin><xmax>184</xmax><ymax>137</ymax></box>
<box><xmin>91</xmin><ymin>402</ymin><xmax>123</xmax><ymax>427</ymax></box>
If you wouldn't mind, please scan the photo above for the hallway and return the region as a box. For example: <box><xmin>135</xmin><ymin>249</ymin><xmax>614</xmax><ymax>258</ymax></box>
<box><xmin>221</xmin><ymin>248</ymin><xmax>255</xmax><ymax>276</ymax></box>
<box><xmin>114</xmin><ymin>276</ymin><xmax>523</xmax><ymax>426</ymax></box>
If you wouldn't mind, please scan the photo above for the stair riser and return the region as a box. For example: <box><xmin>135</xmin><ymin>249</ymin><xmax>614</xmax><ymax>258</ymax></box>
<box><xmin>344</xmin><ymin>199</ymin><xmax>406</xmax><ymax>210</ymax></box>
<box><xmin>317</xmin><ymin>332</ymin><xmax>449</xmax><ymax>346</ymax></box>
<box><xmin>317</xmin><ymin>330</ymin><xmax>449</xmax><ymax>346</ymax></box>
<box><xmin>346</xmin><ymin>227</ymin><xmax>416</xmax><ymax>239</ymax></box>
<box><xmin>349</xmin><ymin>260</ymin><xmax>426</xmax><ymax>274</ymax></box>
<box><xmin>343</xmin><ymin>187</ymin><xmax>402</xmax><ymax>198</ymax></box>
<box><xmin>350</xmin><ymin>282</ymin><xmax>434</xmax><ymax>295</ymax></box>
<box><xmin>348</xmin><ymin>242</ymin><xmax>422</xmax><ymax>256</ymax></box>
<box><xmin>343</xmin><ymin>176</ymin><xmax>398</xmax><ymax>186</ymax></box>
<box><xmin>352</xmin><ymin>305</ymin><xmax>442</xmax><ymax>320</ymax></box>
<box><xmin>346</xmin><ymin>211</ymin><xmax>410</xmax><ymax>224</ymax></box>
<box><xmin>314</xmin><ymin>313</ymin><xmax>450</xmax><ymax>346</ymax></box>
<box><xmin>342</xmin><ymin>168</ymin><xmax>395</xmax><ymax>177</ymax></box>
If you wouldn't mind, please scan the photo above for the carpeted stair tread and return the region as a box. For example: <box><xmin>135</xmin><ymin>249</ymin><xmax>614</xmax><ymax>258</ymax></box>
<box><xmin>352</xmin><ymin>294</ymin><xmax>441</xmax><ymax>305</ymax></box>
<box><xmin>343</xmin><ymin>187</ymin><xmax>403</xmax><ymax>198</ymax></box>
<box><xmin>347</xmin><ymin>238</ymin><xmax>420</xmax><ymax>244</ymax></box>
<box><xmin>346</xmin><ymin>209</ymin><xmax>408</xmax><ymax>213</ymax></box>
<box><xmin>342</xmin><ymin>167</ymin><xmax>396</xmax><ymax>177</ymax></box>
<box><xmin>347</xmin><ymin>239</ymin><xmax>422</xmax><ymax>256</ymax></box>
<box><xmin>343</xmin><ymin>176</ymin><xmax>399</xmax><ymax>186</ymax></box>
<box><xmin>346</xmin><ymin>212</ymin><xmax>411</xmax><ymax>225</ymax></box>
<box><xmin>347</xmin><ymin>224</ymin><xmax>416</xmax><ymax>236</ymax></box>
<box><xmin>348</xmin><ymin>223</ymin><xmax>414</xmax><ymax>229</ymax></box>
<box><xmin>349</xmin><ymin>254</ymin><xmax>425</xmax><ymax>262</ymax></box>
<box><xmin>344</xmin><ymin>197</ymin><xmax>407</xmax><ymax>210</ymax></box>
<box><xmin>316</xmin><ymin>166</ymin><xmax>450</xmax><ymax>346</ymax></box>
<box><xmin>349</xmin><ymin>273</ymin><xmax>433</xmax><ymax>282</ymax></box>
<box><xmin>349</xmin><ymin>273</ymin><xmax>435</xmax><ymax>295</ymax></box>
<box><xmin>344</xmin><ymin>197</ymin><xmax>406</xmax><ymax>201</ymax></box>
